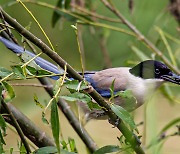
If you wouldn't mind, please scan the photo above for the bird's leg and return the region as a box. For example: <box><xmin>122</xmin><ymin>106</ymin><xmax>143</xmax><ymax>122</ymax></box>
<box><xmin>108</xmin><ymin>117</ymin><xmax>121</xmax><ymax>128</ymax></box>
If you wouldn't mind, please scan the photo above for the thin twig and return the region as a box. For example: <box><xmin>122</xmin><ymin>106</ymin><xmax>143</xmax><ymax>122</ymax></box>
<box><xmin>17</xmin><ymin>0</ymin><xmax>55</xmax><ymax>51</ymax></box>
<box><xmin>44</xmin><ymin>64</ymin><xmax>67</xmax><ymax>112</ymax></box>
<box><xmin>71</xmin><ymin>4</ymin><xmax>122</xmax><ymax>23</ymax></box>
<box><xmin>0</xmin><ymin>23</ymin><xmax>14</xmax><ymax>29</ymax></box>
<box><xmin>73</xmin><ymin>24</ymin><xmax>85</xmax><ymax>77</ymax></box>
<box><xmin>10</xmin><ymin>83</ymin><xmax>53</xmax><ymax>88</ymax></box>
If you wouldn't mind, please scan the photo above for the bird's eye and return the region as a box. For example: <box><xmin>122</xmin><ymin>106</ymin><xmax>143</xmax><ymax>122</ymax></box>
<box><xmin>155</xmin><ymin>68</ymin><xmax>160</xmax><ymax>74</ymax></box>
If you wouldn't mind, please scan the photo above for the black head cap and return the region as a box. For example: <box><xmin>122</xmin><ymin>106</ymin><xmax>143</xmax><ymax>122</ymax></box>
<box><xmin>129</xmin><ymin>60</ymin><xmax>180</xmax><ymax>85</ymax></box>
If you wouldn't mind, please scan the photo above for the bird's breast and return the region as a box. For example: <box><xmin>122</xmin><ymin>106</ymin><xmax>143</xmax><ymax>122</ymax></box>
<box><xmin>126</xmin><ymin>75</ymin><xmax>164</xmax><ymax>107</ymax></box>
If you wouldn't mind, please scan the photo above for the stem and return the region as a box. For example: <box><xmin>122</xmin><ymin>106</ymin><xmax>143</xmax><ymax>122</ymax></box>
<box><xmin>17</xmin><ymin>0</ymin><xmax>55</xmax><ymax>51</ymax></box>
<box><xmin>71</xmin><ymin>4</ymin><xmax>122</xmax><ymax>23</ymax></box>
<box><xmin>1</xmin><ymin>102</ymin><xmax>55</xmax><ymax>147</ymax></box>
<box><xmin>10</xmin><ymin>83</ymin><xmax>53</xmax><ymax>88</ymax></box>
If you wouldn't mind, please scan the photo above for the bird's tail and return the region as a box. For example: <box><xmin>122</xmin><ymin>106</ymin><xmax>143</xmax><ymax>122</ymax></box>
<box><xmin>0</xmin><ymin>37</ymin><xmax>97</xmax><ymax>80</ymax></box>
<box><xmin>0</xmin><ymin>37</ymin><xmax>64</xmax><ymax>79</ymax></box>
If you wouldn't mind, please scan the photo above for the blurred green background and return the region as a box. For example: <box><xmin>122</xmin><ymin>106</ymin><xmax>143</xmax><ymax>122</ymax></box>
<box><xmin>0</xmin><ymin>0</ymin><xmax>179</xmax><ymax>153</ymax></box>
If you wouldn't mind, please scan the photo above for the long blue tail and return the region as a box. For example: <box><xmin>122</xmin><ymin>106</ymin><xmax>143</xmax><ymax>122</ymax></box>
<box><xmin>0</xmin><ymin>37</ymin><xmax>96</xmax><ymax>81</ymax></box>
<box><xmin>0</xmin><ymin>37</ymin><xmax>65</xmax><ymax>79</ymax></box>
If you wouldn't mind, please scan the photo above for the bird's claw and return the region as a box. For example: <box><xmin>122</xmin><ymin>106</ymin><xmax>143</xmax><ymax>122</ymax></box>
<box><xmin>108</xmin><ymin>117</ymin><xmax>121</xmax><ymax>128</ymax></box>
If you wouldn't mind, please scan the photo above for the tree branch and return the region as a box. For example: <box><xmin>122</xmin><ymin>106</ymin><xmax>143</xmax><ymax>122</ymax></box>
<box><xmin>1</xmin><ymin>102</ymin><xmax>55</xmax><ymax>148</ymax></box>
<box><xmin>1</xmin><ymin>100</ymin><xmax>31</xmax><ymax>153</ymax></box>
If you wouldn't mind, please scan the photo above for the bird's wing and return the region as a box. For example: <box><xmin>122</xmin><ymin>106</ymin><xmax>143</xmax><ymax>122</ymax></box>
<box><xmin>85</xmin><ymin>68</ymin><xmax>130</xmax><ymax>97</ymax></box>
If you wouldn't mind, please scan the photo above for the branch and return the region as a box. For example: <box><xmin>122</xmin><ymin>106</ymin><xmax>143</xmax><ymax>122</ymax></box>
<box><xmin>71</xmin><ymin>4</ymin><xmax>122</xmax><ymax>23</ymax></box>
<box><xmin>0</xmin><ymin>102</ymin><xmax>55</xmax><ymax>148</ymax></box>
<box><xmin>0</xmin><ymin>8</ymin><xmax>145</xmax><ymax>154</ymax></box>
<box><xmin>1</xmin><ymin>100</ymin><xmax>31</xmax><ymax>153</ymax></box>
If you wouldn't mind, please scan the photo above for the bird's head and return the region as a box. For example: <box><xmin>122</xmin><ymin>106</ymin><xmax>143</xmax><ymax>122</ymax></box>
<box><xmin>129</xmin><ymin>60</ymin><xmax>180</xmax><ymax>85</ymax></box>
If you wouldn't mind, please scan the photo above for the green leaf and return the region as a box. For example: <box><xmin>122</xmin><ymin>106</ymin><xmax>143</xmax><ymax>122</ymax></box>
<box><xmin>26</xmin><ymin>65</ymin><xmax>37</xmax><ymax>75</ymax></box>
<box><xmin>21</xmin><ymin>53</ymin><xmax>53</xmax><ymax>76</ymax></box>
<box><xmin>20</xmin><ymin>52</ymin><xmax>40</xmax><ymax>69</ymax></box>
<box><xmin>61</xmin><ymin>92</ymin><xmax>91</xmax><ymax>103</ymax></box>
<box><xmin>0</xmin><ymin>67</ymin><xmax>12</xmax><ymax>78</ymax></box>
<box><xmin>34</xmin><ymin>146</ymin><xmax>57</xmax><ymax>154</ymax></box>
<box><xmin>0</xmin><ymin>130</ymin><xmax>5</xmax><ymax>145</ymax></box>
<box><xmin>68</xmin><ymin>138</ymin><xmax>78</xmax><ymax>153</ymax></box>
<box><xmin>34</xmin><ymin>94</ymin><xmax>44</xmax><ymax>109</ymax></box>
<box><xmin>65</xmin><ymin>80</ymin><xmax>89</xmax><ymax>91</ymax></box>
<box><xmin>26</xmin><ymin>65</ymin><xmax>52</xmax><ymax>76</ymax></box>
<box><xmin>0</xmin><ymin>115</ymin><xmax>6</xmax><ymax>135</ymax></box>
<box><xmin>42</xmin><ymin>112</ymin><xmax>49</xmax><ymax>125</ymax></box>
<box><xmin>53</xmin><ymin>78</ymin><xmax>62</xmax><ymax>95</ymax></box>
<box><xmin>61</xmin><ymin>140</ymin><xmax>68</xmax><ymax>150</ymax></box>
<box><xmin>11</xmin><ymin>65</ymin><xmax>26</xmax><ymax>79</ymax></box>
<box><xmin>110</xmin><ymin>104</ymin><xmax>136</xmax><ymax>130</ymax></box>
<box><xmin>93</xmin><ymin>145</ymin><xmax>120</xmax><ymax>154</ymax></box>
<box><xmin>19</xmin><ymin>142</ymin><xmax>26</xmax><ymax>154</ymax></box>
<box><xmin>0</xmin><ymin>142</ymin><xmax>4</xmax><ymax>154</ymax></box>
<box><xmin>87</xmin><ymin>101</ymin><xmax>101</xmax><ymax>110</ymax></box>
<box><xmin>110</xmin><ymin>79</ymin><xmax>115</xmax><ymax>97</ymax></box>
<box><xmin>10</xmin><ymin>147</ymin><xmax>13</xmax><ymax>154</ymax></box>
<box><xmin>51</xmin><ymin>100</ymin><xmax>60</xmax><ymax>153</ymax></box>
<box><xmin>2</xmin><ymin>81</ymin><xmax>15</xmax><ymax>103</ymax></box>
<box><xmin>115</xmin><ymin>90</ymin><xmax>137</xmax><ymax>111</ymax></box>
<box><xmin>159</xmin><ymin>117</ymin><xmax>180</xmax><ymax>135</ymax></box>
<box><xmin>61</xmin><ymin>149</ymin><xmax>77</xmax><ymax>154</ymax></box>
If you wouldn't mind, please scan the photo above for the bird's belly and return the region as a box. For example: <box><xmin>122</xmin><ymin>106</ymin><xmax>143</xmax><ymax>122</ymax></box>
<box><xmin>127</xmin><ymin>81</ymin><xmax>160</xmax><ymax>108</ymax></box>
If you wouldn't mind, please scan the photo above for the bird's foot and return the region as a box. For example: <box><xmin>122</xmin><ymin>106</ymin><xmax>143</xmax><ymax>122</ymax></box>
<box><xmin>95</xmin><ymin>111</ymin><xmax>107</xmax><ymax>118</ymax></box>
<box><xmin>133</xmin><ymin>133</ymin><xmax>141</xmax><ymax>146</ymax></box>
<box><xmin>108</xmin><ymin>117</ymin><xmax>121</xmax><ymax>128</ymax></box>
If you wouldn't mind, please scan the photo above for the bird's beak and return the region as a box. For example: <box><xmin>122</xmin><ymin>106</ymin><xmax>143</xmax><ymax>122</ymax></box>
<box><xmin>161</xmin><ymin>72</ymin><xmax>180</xmax><ymax>85</ymax></box>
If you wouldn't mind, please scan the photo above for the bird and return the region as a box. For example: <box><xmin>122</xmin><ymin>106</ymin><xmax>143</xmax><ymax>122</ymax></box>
<box><xmin>0</xmin><ymin>37</ymin><xmax>180</xmax><ymax>120</ymax></box>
